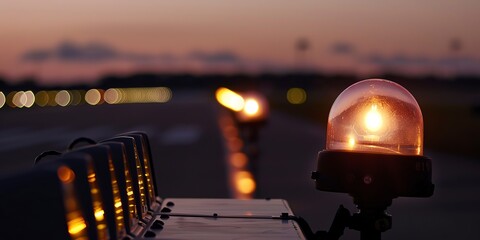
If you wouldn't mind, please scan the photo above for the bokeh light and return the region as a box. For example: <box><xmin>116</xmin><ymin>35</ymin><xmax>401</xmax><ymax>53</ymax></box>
<box><xmin>47</xmin><ymin>91</ymin><xmax>58</xmax><ymax>106</ymax></box>
<box><xmin>104</xmin><ymin>88</ymin><xmax>121</xmax><ymax>104</ymax></box>
<box><xmin>35</xmin><ymin>91</ymin><xmax>49</xmax><ymax>107</ymax></box>
<box><xmin>69</xmin><ymin>90</ymin><xmax>83</xmax><ymax>106</ymax></box>
<box><xmin>230</xmin><ymin>152</ymin><xmax>248</xmax><ymax>168</ymax></box>
<box><xmin>12</xmin><ymin>91</ymin><xmax>27</xmax><ymax>108</ymax></box>
<box><xmin>55</xmin><ymin>90</ymin><xmax>72</xmax><ymax>107</ymax></box>
<box><xmin>216</xmin><ymin>87</ymin><xmax>245</xmax><ymax>111</ymax></box>
<box><xmin>235</xmin><ymin>171</ymin><xmax>256</xmax><ymax>195</ymax></box>
<box><xmin>85</xmin><ymin>89</ymin><xmax>103</xmax><ymax>105</ymax></box>
<box><xmin>287</xmin><ymin>87</ymin><xmax>307</xmax><ymax>104</ymax></box>
<box><xmin>0</xmin><ymin>92</ymin><xmax>5</xmax><ymax>108</ymax></box>
<box><xmin>243</xmin><ymin>99</ymin><xmax>260</xmax><ymax>116</ymax></box>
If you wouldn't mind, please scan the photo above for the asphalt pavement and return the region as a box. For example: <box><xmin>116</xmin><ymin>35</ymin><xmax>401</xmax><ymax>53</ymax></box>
<box><xmin>0</xmin><ymin>89</ymin><xmax>479</xmax><ymax>239</ymax></box>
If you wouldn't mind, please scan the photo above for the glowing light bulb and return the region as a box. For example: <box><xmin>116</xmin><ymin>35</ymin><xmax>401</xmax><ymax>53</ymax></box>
<box><xmin>364</xmin><ymin>104</ymin><xmax>382</xmax><ymax>132</ymax></box>
<box><xmin>243</xmin><ymin>99</ymin><xmax>259</xmax><ymax>116</ymax></box>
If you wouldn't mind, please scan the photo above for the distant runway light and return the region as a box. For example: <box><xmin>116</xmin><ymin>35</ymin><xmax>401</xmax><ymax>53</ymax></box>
<box><xmin>24</xmin><ymin>91</ymin><xmax>35</xmax><ymax>108</ymax></box>
<box><xmin>0</xmin><ymin>92</ymin><xmax>5</xmax><ymax>108</ymax></box>
<box><xmin>287</xmin><ymin>87</ymin><xmax>307</xmax><ymax>104</ymax></box>
<box><xmin>235</xmin><ymin>171</ymin><xmax>256</xmax><ymax>194</ymax></box>
<box><xmin>35</xmin><ymin>91</ymin><xmax>49</xmax><ymax>107</ymax></box>
<box><xmin>47</xmin><ymin>91</ymin><xmax>58</xmax><ymax>106</ymax></box>
<box><xmin>56</xmin><ymin>90</ymin><xmax>71</xmax><ymax>107</ymax></box>
<box><xmin>13</xmin><ymin>91</ymin><xmax>27</xmax><ymax>108</ymax></box>
<box><xmin>104</xmin><ymin>88</ymin><xmax>121</xmax><ymax>104</ymax></box>
<box><xmin>85</xmin><ymin>89</ymin><xmax>102</xmax><ymax>105</ymax></box>
<box><xmin>216</xmin><ymin>87</ymin><xmax>245</xmax><ymax>111</ymax></box>
<box><xmin>243</xmin><ymin>99</ymin><xmax>260</xmax><ymax>116</ymax></box>
<box><xmin>230</xmin><ymin>152</ymin><xmax>248</xmax><ymax>168</ymax></box>
<box><xmin>69</xmin><ymin>90</ymin><xmax>82</xmax><ymax>106</ymax></box>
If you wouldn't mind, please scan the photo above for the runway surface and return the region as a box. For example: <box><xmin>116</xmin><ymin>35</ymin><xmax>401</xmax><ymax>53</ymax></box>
<box><xmin>0</xmin><ymin>90</ymin><xmax>479</xmax><ymax>239</ymax></box>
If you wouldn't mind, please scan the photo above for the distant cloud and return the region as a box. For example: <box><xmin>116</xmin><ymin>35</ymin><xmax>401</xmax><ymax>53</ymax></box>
<box><xmin>330</xmin><ymin>42</ymin><xmax>355</xmax><ymax>55</ymax></box>
<box><xmin>360</xmin><ymin>53</ymin><xmax>431</xmax><ymax>67</ymax></box>
<box><xmin>16</xmin><ymin>40</ymin><xmax>293</xmax><ymax>82</ymax></box>
<box><xmin>360</xmin><ymin>53</ymin><xmax>480</xmax><ymax>71</ymax></box>
<box><xmin>21</xmin><ymin>41</ymin><xmax>246</xmax><ymax>67</ymax></box>
<box><xmin>188</xmin><ymin>51</ymin><xmax>242</xmax><ymax>64</ymax></box>
<box><xmin>22</xmin><ymin>41</ymin><xmax>174</xmax><ymax>63</ymax></box>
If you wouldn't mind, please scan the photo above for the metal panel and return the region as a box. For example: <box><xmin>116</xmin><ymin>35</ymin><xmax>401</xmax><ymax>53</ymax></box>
<box><xmin>158</xmin><ymin>198</ymin><xmax>294</xmax><ymax>216</ymax></box>
<box><xmin>137</xmin><ymin>198</ymin><xmax>306</xmax><ymax>239</ymax></box>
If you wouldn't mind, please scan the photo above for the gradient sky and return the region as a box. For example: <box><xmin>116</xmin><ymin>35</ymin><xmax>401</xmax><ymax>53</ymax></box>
<box><xmin>1</xmin><ymin>0</ymin><xmax>479</xmax><ymax>84</ymax></box>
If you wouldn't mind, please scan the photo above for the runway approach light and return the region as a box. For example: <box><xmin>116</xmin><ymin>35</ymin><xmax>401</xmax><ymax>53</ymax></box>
<box><xmin>235</xmin><ymin>93</ymin><xmax>269</xmax><ymax>124</ymax></box>
<box><xmin>215</xmin><ymin>87</ymin><xmax>245</xmax><ymax>111</ymax></box>
<box><xmin>312</xmin><ymin>79</ymin><xmax>434</xmax><ymax>239</ymax></box>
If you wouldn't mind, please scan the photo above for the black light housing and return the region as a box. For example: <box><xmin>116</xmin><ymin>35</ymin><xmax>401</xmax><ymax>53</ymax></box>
<box><xmin>97</xmin><ymin>141</ymin><xmax>144</xmax><ymax>237</ymax></box>
<box><xmin>0</xmin><ymin>154</ymin><xmax>97</xmax><ymax>240</ymax></box>
<box><xmin>312</xmin><ymin>79</ymin><xmax>434</xmax><ymax>239</ymax></box>
<box><xmin>102</xmin><ymin>136</ymin><xmax>151</xmax><ymax>222</ymax></box>
<box><xmin>64</xmin><ymin>145</ymin><xmax>126</xmax><ymax>239</ymax></box>
<box><xmin>120</xmin><ymin>132</ymin><xmax>161</xmax><ymax>211</ymax></box>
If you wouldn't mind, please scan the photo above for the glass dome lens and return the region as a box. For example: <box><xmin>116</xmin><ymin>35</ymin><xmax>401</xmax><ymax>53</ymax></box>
<box><xmin>326</xmin><ymin>79</ymin><xmax>423</xmax><ymax>155</ymax></box>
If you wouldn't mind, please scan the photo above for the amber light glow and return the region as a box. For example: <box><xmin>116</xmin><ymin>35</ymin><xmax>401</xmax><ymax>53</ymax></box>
<box><xmin>243</xmin><ymin>99</ymin><xmax>260</xmax><ymax>116</ymax></box>
<box><xmin>107</xmin><ymin>158</ymin><xmax>124</xmax><ymax>235</ymax></box>
<box><xmin>235</xmin><ymin>94</ymin><xmax>268</xmax><ymax>123</ymax></box>
<box><xmin>86</xmin><ymin>163</ymin><xmax>109</xmax><ymax>239</ymax></box>
<box><xmin>326</xmin><ymin>79</ymin><xmax>424</xmax><ymax>155</ymax></box>
<box><xmin>123</xmin><ymin>154</ymin><xmax>138</xmax><ymax>226</ymax></box>
<box><xmin>215</xmin><ymin>87</ymin><xmax>245</xmax><ymax>111</ymax></box>
<box><xmin>235</xmin><ymin>171</ymin><xmax>256</xmax><ymax>194</ymax></box>
<box><xmin>58</xmin><ymin>165</ymin><xmax>89</xmax><ymax>240</ymax></box>
<box><xmin>364</xmin><ymin>104</ymin><xmax>383</xmax><ymax>132</ymax></box>
<box><xmin>133</xmin><ymin>144</ymin><xmax>148</xmax><ymax>215</ymax></box>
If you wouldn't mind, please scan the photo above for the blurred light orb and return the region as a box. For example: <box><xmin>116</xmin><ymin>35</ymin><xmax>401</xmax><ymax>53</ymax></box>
<box><xmin>85</xmin><ymin>89</ymin><xmax>102</xmax><ymax>105</ymax></box>
<box><xmin>35</xmin><ymin>91</ymin><xmax>49</xmax><ymax>107</ymax></box>
<box><xmin>287</xmin><ymin>87</ymin><xmax>307</xmax><ymax>104</ymax></box>
<box><xmin>235</xmin><ymin>171</ymin><xmax>256</xmax><ymax>194</ymax></box>
<box><xmin>215</xmin><ymin>87</ymin><xmax>245</xmax><ymax>111</ymax></box>
<box><xmin>47</xmin><ymin>91</ymin><xmax>59</xmax><ymax>106</ymax></box>
<box><xmin>243</xmin><ymin>98</ymin><xmax>260</xmax><ymax>116</ymax></box>
<box><xmin>13</xmin><ymin>91</ymin><xmax>27</xmax><ymax>108</ymax></box>
<box><xmin>0</xmin><ymin>91</ymin><xmax>5</xmax><ymax>108</ymax></box>
<box><xmin>104</xmin><ymin>88</ymin><xmax>121</xmax><ymax>104</ymax></box>
<box><xmin>24</xmin><ymin>91</ymin><xmax>35</xmax><ymax>108</ymax></box>
<box><xmin>55</xmin><ymin>90</ymin><xmax>71</xmax><ymax>107</ymax></box>
<box><xmin>326</xmin><ymin>79</ymin><xmax>423</xmax><ymax>155</ymax></box>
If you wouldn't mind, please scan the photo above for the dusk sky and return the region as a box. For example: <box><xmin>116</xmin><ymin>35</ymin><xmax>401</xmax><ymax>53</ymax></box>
<box><xmin>1</xmin><ymin>1</ymin><xmax>479</xmax><ymax>84</ymax></box>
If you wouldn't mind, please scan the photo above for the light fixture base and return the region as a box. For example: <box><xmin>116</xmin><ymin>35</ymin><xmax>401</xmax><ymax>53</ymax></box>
<box><xmin>312</xmin><ymin>150</ymin><xmax>434</xmax><ymax>205</ymax></box>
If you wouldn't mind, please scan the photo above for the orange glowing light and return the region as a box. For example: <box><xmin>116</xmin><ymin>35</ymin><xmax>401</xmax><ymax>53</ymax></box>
<box><xmin>230</xmin><ymin>152</ymin><xmax>248</xmax><ymax>168</ymax></box>
<box><xmin>216</xmin><ymin>87</ymin><xmax>245</xmax><ymax>111</ymax></box>
<box><xmin>59</xmin><ymin>165</ymin><xmax>89</xmax><ymax>240</ymax></box>
<box><xmin>67</xmin><ymin>218</ymin><xmax>87</xmax><ymax>235</ymax></box>
<box><xmin>364</xmin><ymin>104</ymin><xmax>383</xmax><ymax>132</ymax></box>
<box><xmin>235</xmin><ymin>171</ymin><xmax>256</xmax><ymax>194</ymax></box>
<box><xmin>58</xmin><ymin>166</ymin><xmax>76</xmax><ymax>183</ymax></box>
<box><xmin>228</xmin><ymin>138</ymin><xmax>244</xmax><ymax>152</ymax></box>
<box><xmin>243</xmin><ymin>98</ymin><xmax>260</xmax><ymax>116</ymax></box>
<box><xmin>223</xmin><ymin>125</ymin><xmax>239</xmax><ymax>139</ymax></box>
